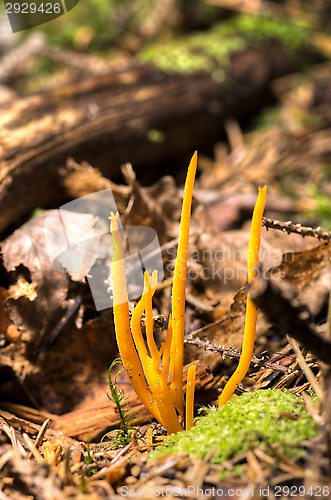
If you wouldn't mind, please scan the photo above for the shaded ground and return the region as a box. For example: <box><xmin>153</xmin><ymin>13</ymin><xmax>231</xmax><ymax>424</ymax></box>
<box><xmin>0</xmin><ymin>1</ymin><xmax>331</xmax><ymax>498</ymax></box>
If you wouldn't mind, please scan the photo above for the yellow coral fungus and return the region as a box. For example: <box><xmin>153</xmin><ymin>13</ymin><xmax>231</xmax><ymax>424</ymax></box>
<box><xmin>218</xmin><ymin>185</ymin><xmax>267</xmax><ymax>408</ymax></box>
<box><xmin>110</xmin><ymin>152</ymin><xmax>198</xmax><ymax>434</ymax></box>
<box><xmin>131</xmin><ymin>271</ymin><xmax>182</xmax><ymax>434</ymax></box>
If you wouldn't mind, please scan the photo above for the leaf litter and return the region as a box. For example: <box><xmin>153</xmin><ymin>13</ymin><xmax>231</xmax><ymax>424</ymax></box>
<box><xmin>1</xmin><ymin>150</ymin><xmax>330</xmax><ymax>496</ymax></box>
<box><xmin>1</xmin><ymin>4</ymin><xmax>331</xmax><ymax>499</ymax></box>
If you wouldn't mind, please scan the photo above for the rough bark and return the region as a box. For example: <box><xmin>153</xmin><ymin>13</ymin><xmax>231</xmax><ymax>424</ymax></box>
<box><xmin>0</xmin><ymin>42</ymin><xmax>294</xmax><ymax>235</ymax></box>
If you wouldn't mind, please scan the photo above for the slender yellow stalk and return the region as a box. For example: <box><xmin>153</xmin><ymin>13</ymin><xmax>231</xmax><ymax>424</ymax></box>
<box><xmin>171</xmin><ymin>151</ymin><xmax>198</xmax><ymax>418</ymax></box>
<box><xmin>144</xmin><ymin>271</ymin><xmax>161</xmax><ymax>365</ymax></box>
<box><xmin>144</xmin><ymin>276</ymin><xmax>182</xmax><ymax>433</ymax></box>
<box><xmin>161</xmin><ymin>314</ymin><xmax>172</xmax><ymax>379</ymax></box>
<box><xmin>186</xmin><ymin>364</ymin><xmax>196</xmax><ymax>430</ymax></box>
<box><xmin>218</xmin><ymin>185</ymin><xmax>267</xmax><ymax>408</ymax></box>
<box><xmin>109</xmin><ymin>212</ymin><xmax>162</xmax><ymax>422</ymax></box>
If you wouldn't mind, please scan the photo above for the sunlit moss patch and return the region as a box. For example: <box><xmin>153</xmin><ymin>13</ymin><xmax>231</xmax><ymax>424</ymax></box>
<box><xmin>150</xmin><ymin>389</ymin><xmax>317</xmax><ymax>465</ymax></box>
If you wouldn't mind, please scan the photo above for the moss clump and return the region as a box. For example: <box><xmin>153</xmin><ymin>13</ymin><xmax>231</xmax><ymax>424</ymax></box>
<box><xmin>138</xmin><ymin>15</ymin><xmax>311</xmax><ymax>77</ymax></box>
<box><xmin>150</xmin><ymin>389</ymin><xmax>317</xmax><ymax>465</ymax></box>
<box><xmin>138</xmin><ymin>28</ymin><xmax>245</xmax><ymax>79</ymax></box>
<box><xmin>231</xmin><ymin>15</ymin><xmax>310</xmax><ymax>55</ymax></box>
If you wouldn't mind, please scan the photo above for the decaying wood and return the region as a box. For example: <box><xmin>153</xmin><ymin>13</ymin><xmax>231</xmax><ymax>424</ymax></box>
<box><xmin>51</xmin><ymin>361</ymin><xmax>214</xmax><ymax>440</ymax></box>
<box><xmin>0</xmin><ymin>361</ymin><xmax>214</xmax><ymax>440</ymax></box>
<box><xmin>249</xmin><ymin>273</ymin><xmax>331</xmax><ymax>365</ymax></box>
<box><xmin>0</xmin><ymin>42</ymin><xmax>295</xmax><ymax>235</ymax></box>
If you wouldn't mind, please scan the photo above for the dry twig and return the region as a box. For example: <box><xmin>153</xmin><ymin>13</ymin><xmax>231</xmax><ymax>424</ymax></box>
<box><xmin>184</xmin><ymin>337</ymin><xmax>290</xmax><ymax>373</ymax></box>
<box><xmin>263</xmin><ymin>218</ymin><xmax>331</xmax><ymax>241</ymax></box>
<box><xmin>286</xmin><ymin>336</ymin><xmax>323</xmax><ymax>402</ymax></box>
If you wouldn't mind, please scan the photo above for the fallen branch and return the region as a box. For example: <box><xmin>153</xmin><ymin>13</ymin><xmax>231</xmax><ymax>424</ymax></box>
<box><xmin>0</xmin><ymin>40</ymin><xmax>297</xmax><ymax>234</ymax></box>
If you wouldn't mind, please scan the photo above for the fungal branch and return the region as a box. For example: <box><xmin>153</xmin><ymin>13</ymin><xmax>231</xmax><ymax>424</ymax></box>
<box><xmin>218</xmin><ymin>185</ymin><xmax>267</xmax><ymax>408</ymax></box>
<box><xmin>171</xmin><ymin>152</ymin><xmax>197</xmax><ymax>418</ymax></box>
<box><xmin>110</xmin><ymin>152</ymin><xmax>198</xmax><ymax>434</ymax></box>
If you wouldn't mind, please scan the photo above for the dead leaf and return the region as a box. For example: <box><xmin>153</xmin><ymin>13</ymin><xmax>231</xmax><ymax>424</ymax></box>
<box><xmin>0</xmin><ymin>210</ymin><xmax>107</xmax><ymax>352</ymax></box>
<box><xmin>185</xmin><ymin>240</ymin><xmax>330</xmax><ymax>371</ymax></box>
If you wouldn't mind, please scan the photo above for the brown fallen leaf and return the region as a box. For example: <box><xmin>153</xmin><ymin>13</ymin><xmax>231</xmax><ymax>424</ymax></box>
<box><xmin>0</xmin><ymin>209</ymin><xmax>112</xmax><ymax>352</ymax></box>
<box><xmin>185</xmin><ymin>241</ymin><xmax>330</xmax><ymax>371</ymax></box>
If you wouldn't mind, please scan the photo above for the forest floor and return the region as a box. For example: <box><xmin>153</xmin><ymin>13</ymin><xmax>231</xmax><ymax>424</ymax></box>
<box><xmin>0</xmin><ymin>1</ymin><xmax>331</xmax><ymax>499</ymax></box>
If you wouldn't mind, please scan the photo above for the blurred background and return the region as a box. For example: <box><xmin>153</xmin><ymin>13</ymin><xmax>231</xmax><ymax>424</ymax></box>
<box><xmin>1</xmin><ymin>0</ymin><xmax>331</xmax><ymax>230</ymax></box>
<box><xmin>0</xmin><ymin>0</ymin><xmax>331</xmax><ymax>441</ymax></box>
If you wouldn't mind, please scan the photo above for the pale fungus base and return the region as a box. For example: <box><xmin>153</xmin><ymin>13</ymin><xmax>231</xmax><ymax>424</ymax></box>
<box><xmin>150</xmin><ymin>389</ymin><xmax>317</xmax><ymax>470</ymax></box>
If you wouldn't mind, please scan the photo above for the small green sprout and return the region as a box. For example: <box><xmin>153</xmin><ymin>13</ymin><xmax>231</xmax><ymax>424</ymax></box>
<box><xmin>84</xmin><ymin>439</ymin><xmax>98</xmax><ymax>477</ymax></box>
<box><xmin>103</xmin><ymin>358</ymin><xmax>139</xmax><ymax>449</ymax></box>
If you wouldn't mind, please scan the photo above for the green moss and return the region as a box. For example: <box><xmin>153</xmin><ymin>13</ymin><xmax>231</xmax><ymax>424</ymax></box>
<box><xmin>150</xmin><ymin>389</ymin><xmax>318</xmax><ymax>467</ymax></box>
<box><xmin>231</xmin><ymin>15</ymin><xmax>310</xmax><ymax>55</ymax></box>
<box><xmin>138</xmin><ymin>29</ymin><xmax>245</xmax><ymax>78</ymax></box>
<box><xmin>138</xmin><ymin>15</ymin><xmax>311</xmax><ymax>77</ymax></box>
